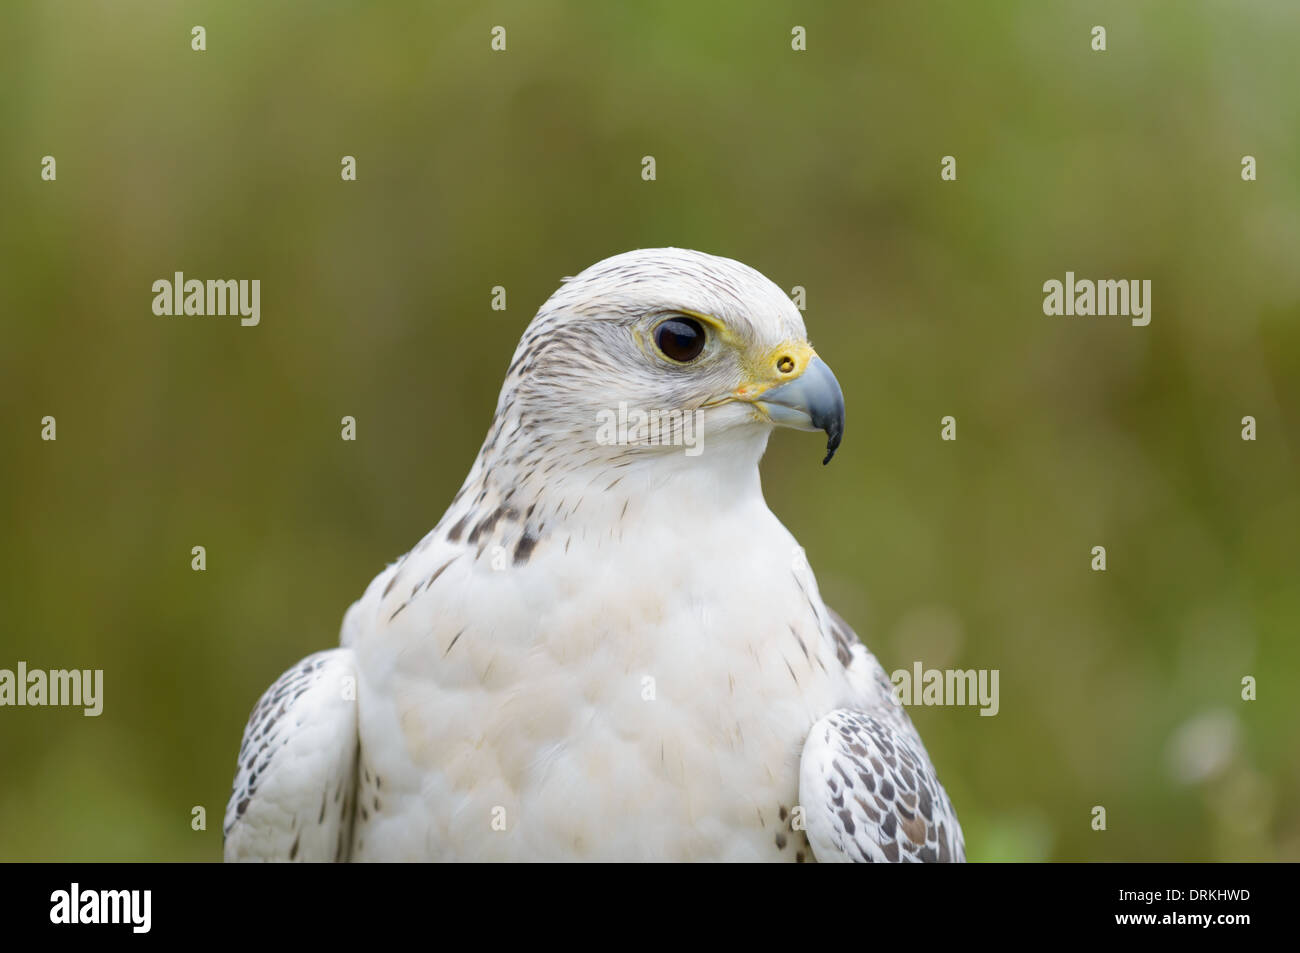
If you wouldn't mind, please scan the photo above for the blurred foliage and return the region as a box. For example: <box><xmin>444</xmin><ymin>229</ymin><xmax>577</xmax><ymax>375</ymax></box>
<box><xmin>0</xmin><ymin>0</ymin><xmax>1297</xmax><ymax>861</ymax></box>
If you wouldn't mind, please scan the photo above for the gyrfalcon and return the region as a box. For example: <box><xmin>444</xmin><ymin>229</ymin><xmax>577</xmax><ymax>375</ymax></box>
<box><xmin>223</xmin><ymin>248</ymin><xmax>964</xmax><ymax>863</ymax></box>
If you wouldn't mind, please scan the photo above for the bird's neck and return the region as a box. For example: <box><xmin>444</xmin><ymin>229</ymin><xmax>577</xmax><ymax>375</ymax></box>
<box><xmin>431</xmin><ymin>425</ymin><xmax>773</xmax><ymax>568</ymax></box>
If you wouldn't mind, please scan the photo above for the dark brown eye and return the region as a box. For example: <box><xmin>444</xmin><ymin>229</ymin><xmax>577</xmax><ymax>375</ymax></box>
<box><xmin>654</xmin><ymin>317</ymin><xmax>706</xmax><ymax>363</ymax></box>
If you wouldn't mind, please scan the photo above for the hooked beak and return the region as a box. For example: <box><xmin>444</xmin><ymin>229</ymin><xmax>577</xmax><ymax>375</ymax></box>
<box><xmin>756</xmin><ymin>356</ymin><xmax>845</xmax><ymax>465</ymax></box>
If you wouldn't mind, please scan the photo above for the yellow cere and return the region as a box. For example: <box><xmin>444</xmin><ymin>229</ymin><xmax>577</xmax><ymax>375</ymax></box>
<box><xmin>673</xmin><ymin>309</ymin><xmax>817</xmax><ymax>399</ymax></box>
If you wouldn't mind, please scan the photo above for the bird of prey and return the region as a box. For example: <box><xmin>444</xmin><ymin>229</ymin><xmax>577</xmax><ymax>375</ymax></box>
<box><xmin>223</xmin><ymin>248</ymin><xmax>964</xmax><ymax>862</ymax></box>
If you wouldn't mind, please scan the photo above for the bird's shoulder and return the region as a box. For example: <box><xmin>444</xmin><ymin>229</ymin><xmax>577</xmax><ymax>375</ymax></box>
<box><xmin>800</xmin><ymin>607</ymin><xmax>965</xmax><ymax>863</ymax></box>
<box><xmin>223</xmin><ymin>649</ymin><xmax>359</xmax><ymax>862</ymax></box>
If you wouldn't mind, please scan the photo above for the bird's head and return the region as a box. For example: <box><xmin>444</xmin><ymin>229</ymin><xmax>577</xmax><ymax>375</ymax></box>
<box><xmin>492</xmin><ymin>248</ymin><xmax>845</xmax><ymax>473</ymax></box>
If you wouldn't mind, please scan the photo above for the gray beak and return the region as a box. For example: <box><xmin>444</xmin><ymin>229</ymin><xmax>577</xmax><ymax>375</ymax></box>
<box><xmin>758</xmin><ymin>356</ymin><xmax>845</xmax><ymax>465</ymax></box>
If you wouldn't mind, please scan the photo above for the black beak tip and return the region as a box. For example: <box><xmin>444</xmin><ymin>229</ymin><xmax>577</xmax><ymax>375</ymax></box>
<box><xmin>821</xmin><ymin>422</ymin><xmax>843</xmax><ymax>465</ymax></box>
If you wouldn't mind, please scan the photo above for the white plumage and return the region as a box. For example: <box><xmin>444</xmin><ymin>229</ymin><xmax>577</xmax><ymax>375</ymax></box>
<box><xmin>224</xmin><ymin>248</ymin><xmax>963</xmax><ymax>862</ymax></box>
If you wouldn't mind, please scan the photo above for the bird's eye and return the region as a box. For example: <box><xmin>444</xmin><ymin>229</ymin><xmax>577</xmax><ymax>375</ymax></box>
<box><xmin>653</xmin><ymin>317</ymin><xmax>707</xmax><ymax>363</ymax></box>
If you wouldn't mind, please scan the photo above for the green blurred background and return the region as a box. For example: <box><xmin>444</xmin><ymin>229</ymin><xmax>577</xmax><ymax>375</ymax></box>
<box><xmin>1</xmin><ymin>0</ymin><xmax>1297</xmax><ymax>861</ymax></box>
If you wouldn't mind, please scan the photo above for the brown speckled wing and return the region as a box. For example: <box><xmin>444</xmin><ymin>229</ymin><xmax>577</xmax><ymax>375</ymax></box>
<box><xmin>800</xmin><ymin>705</ymin><xmax>965</xmax><ymax>863</ymax></box>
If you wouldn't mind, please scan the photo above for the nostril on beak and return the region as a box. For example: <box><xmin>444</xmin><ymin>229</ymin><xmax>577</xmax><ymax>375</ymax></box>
<box><xmin>777</xmin><ymin>356</ymin><xmax>795</xmax><ymax>374</ymax></box>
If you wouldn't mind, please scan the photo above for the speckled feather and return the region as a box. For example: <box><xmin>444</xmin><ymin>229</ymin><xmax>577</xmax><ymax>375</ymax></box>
<box><xmin>801</xmin><ymin>611</ymin><xmax>965</xmax><ymax>863</ymax></box>
<box><xmin>223</xmin><ymin>651</ymin><xmax>358</xmax><ymax>861</ymax></box>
